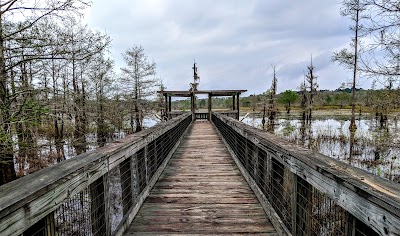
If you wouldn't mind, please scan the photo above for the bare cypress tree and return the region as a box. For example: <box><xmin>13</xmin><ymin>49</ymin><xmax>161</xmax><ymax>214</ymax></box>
<box><xmin>267</xmin><ymin>65</ymin><xmax>277</xmax><ymax>132</ymax></box>
<box><xmin>88</xmin><ymin>55</ymin><xmax>114</xmax><ymax>147</ymax></box>
<box><xmin>121</xmin><ymin>46</ymin><xmax>157</xmax><ymax>133</ymax></box>
<box><xmin>333</xmin><ymin>0</ymin><xmax>367</xmax><ymax>133</ymax></box>
<box><xmin>299</xmin><ymin>77</ymin><xmax>308</xmax><ymax>119</ymax></box>
<box><xmin>0</xmin><ymin>0</ymin><xmax>90</xmax><ymax>185</ymax></box>
<box><xmin>333</xmin><ymin>0</ymin><xmax>368</xmax><ymax>161</ymax></box>
<box><xmin>305</xmin><ymin>56</ymin><xmax>318</xmax><ymax>123</ymax></box>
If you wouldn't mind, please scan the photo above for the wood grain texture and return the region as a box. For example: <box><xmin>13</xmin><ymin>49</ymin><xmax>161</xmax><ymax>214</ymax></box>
<box><xmin>124</xmin><ymin>121</ymin><xmax>277</xmax><ymax>235</ymax></box>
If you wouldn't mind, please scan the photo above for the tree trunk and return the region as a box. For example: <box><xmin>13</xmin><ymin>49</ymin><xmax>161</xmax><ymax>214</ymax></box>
<box><xmin>97</xmin><ymin>85</ymin><xmax>106</xmax><ymax>147</ymax></box>
<box><xmin>0</xmin><ymin>17</ymin><xmax>17</xmax><ymax>185</ymax></box>
<box><xmin>350</xmin><ymin>1</ymin><xmax>360</xmax><ymax>133</ymax></box>
<box><xmin>134</xmin><ymin>99</ymin><xmax>142</xmax><ymax>133</ymax></box>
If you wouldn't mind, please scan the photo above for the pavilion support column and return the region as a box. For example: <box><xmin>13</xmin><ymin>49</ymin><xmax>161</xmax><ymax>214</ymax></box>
<box><xmin>168</xmin><ymin>96</ymin><xmax>172</xmax><ymax>112</ymax></box>
<box><xmin>232</xmin><ymin>95</ymin><xmax>236</xmax><ymax>111</ymax></box>
<box><xmin>208</xmin><ymin>93</ymin><xmax>212</xmax><ymax>121</ymax></box>
<box><xmin>191</xmin><ymin>93</ymin><xmax>195</xmax><ymax>121</ymax></box>
<box><xmin>236</xmin><ymin>93</ymin><xmax>240</xmax><ymax>120</ymax></box>
<box><xmin>164</xmin><ymin>94</ymin><xmax>168</xmax><ymax>119</ymax></box>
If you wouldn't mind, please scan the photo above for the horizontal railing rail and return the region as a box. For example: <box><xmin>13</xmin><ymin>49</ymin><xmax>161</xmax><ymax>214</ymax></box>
<box><xmin>167</xmin><ymin>111</ymin><xmax>188</xmax><ymax>119</ymax></box>
<box><xmin>212</xmin><ymin>112</ymin><xmax>400</xmax><ymax>236</ymax></box>
<box><xmin>0</xmin><ymin>113</ymin><xmax>192</xmax><ymax>236</ymax></box>
<box><xmin>215</xmin><ymin>110</ymin><xmax>238</xmax><ymax>119</ymax></box>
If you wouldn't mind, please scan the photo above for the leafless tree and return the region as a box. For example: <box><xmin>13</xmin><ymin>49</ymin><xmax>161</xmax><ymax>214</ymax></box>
<box><xmin>305</xmin><ymin>56</ymin><xmax>318</xmax><ymax>122</ymax></box>
<box><xmin>121</xmin><ymin>45</ymin><xmax>158</xmax><ymax>133</ymax></box>
<box><xmin>0</xmin><ymin>0</ymin><xmax>90</xmax><ymax>185</ymax></box>
<box><xmin>266</xmin><ymin>65</ymin><xmax>278</xmax><ymax>132</ymax></box>
<box><xmin>333</xmin><ymin>0</ymin><xmax>367</xmax><ymax>132</ymax></box>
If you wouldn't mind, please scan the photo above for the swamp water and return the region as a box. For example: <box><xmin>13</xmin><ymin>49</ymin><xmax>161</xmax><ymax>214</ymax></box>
<box><xmin>241</xmin><ymin>113</ymin><xmax>400</xmax><ymax>182</ymax></box>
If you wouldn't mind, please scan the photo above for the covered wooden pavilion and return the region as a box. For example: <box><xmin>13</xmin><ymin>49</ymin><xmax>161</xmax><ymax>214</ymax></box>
<box><xmin>158</xmin><ymin>89</ymin><xmax>247</xmax><ymax>120</ymax></box>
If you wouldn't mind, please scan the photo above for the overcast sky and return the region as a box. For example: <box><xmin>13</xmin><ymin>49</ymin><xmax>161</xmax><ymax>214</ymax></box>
<box><xmin>83</xmin><ymin>0</ymin><xmax>370</xmax><ymax>96</ymax></box>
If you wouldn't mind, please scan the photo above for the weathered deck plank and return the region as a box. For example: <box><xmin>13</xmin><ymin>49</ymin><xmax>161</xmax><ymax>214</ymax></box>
<box><xmin>124</xmin><ymin>121</ymin><xmax>277</xmax><ymax>235</ymax></box>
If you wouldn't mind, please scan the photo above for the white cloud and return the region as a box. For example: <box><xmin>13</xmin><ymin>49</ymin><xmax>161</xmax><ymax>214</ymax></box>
<box><xmin>83</xmin><ymin>0</ymin><xmax>357</xmax><ymax>94</ymax></box>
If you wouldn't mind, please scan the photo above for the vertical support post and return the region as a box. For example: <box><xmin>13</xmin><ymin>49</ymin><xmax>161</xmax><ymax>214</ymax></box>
<box><xmin>154</xmin><ymin>139</ymin><xmax>158</xmax><ymax>169</ymax></box>
<box><xmin>253</xmin><ymin>145</ymin><xmax>259</xmax><ymax>180</ymax></box>
<box><xmin>44</xmin><ymin>212</ymin><xmax>56</xmax><ymax>236</ymax></box>
<box><xmin>144</xmin><ymin>145</ymin><xmax>149</xmax><ymax>184</ymax></box>
<box><xmin>236</xmin><ymin>93</ymin><xmax>240</xmax><ymax>120</ymax></box>
<box><xmin>244</xmin><ymin>138</ymin><xmax>249</xmax><ymax>170</ymax></box>
<box><xmin>208</xmin><ymin>93</ymin><xmax>212</xmax><ymax>121</ymax></box>
<box><xmin>191</xmin><ymin>93</ymin><xmax>195</xmax><ymax>120</ymax></box>
<box><xmin>232</xmin><ymin>95</ymin><xmax>236</xmax><ymax>111</ymax></box>
<box><xmin>89</xmin><ymin>176</ymin><xmax>107</xmax><ymax>236</ymax></box>
<box><xmin>164</xmin><ymin>94</ymin><xmax>168</xmax><ymax>118</ymax></box>
<box><xmin>131</xmin><ymin>154</ymin><xmax>139</xmax><ymax>202</ymax></box>
<box><xmin>347</xmin><ymin>214</ymin><xmax>357</xmax><ymax>236</ymax></box>
<box><xmin>265</xmin><ymin>151</ymin><xmax>272</xmax><ymax>195</ymax></box>
<box><xmin>168</xmin><ymin>96</ymin><xmax>172</xmax><ymax>112</ymax></box>
<box><xmin>103</xmin><ymin>173</ymin><xmax>111</xmax><ymax>236</ymax></box>
<box><xmin>291</xmin><ymin>173</ymin><xmax>298</xmax><ymax>235</ymax></box>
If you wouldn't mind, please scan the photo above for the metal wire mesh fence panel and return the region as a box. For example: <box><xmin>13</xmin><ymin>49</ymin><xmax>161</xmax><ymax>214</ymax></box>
<box><xmin>295</xmin><ymin>176</ymin><xmax>347</xmax><ymax>236</ymax></box>
<box><xmin>255</xmin><ymin>148</ymin><xmax>270</xmax><ymax>197</ymax></box>
<box><xmin>212</xmin><ymin>113</ymin><xmax>387</xmax><ymax>236</ymax></box>
<box><xmin>90</xmin><ymin>177</ymin><xmax>107</xmax><ymax>236</ymax></box>
<box><xmin>53</xmin><ymin>189</ymin><xmax>92</xmax><ymax>236</ymax></box>
<box><xmin>21</xmin><ymin>178</ymin><xmax>108</xmax><ymax>236</ymax></box>
<box><xmin>269</xmin><ymin>158</ymin><xmax>293</xmax><ymax>232</ymax></box>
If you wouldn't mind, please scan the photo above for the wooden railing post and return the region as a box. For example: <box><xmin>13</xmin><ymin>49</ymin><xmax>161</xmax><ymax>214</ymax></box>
<box><xmin>236</xmin><ymin>93</ymin><xmax>240</xmax><ymax>120</ymax></box>
<box><xmin>131</xmin><ymin>154</ymin><xmax>139</xmax><ymax>202</ymax></box>
<box><xmin>253</xmin><ymin>145</ymin><xmax>259</xmax><ymax>180</ymax></box>
<box><xmin>103</xmin><ymin>173</ymin><xmax>111</xmax><ymax>236</ymax></box>
<box><xmin>245</xmin><ymin>139</ymin><xmax>250</xmax><ymax>172</ymax></box>
<box><xmin>144</xmin><ymin>145</ymin><xmax>149</xmax><ymax>184</ymax></box>
<box><xmin>208</xmin><ymin>93</ymin><xmax>212</xmax><ymax>121</ymax></box>
<box><xmin>291</xmin><ymin>173</ymin><xmax>298</xmax><ymax>235</ymax></box>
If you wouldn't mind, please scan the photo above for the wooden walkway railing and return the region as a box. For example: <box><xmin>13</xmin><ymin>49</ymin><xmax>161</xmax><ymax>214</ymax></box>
<box><xmin>212</xmin><ymin>112</ymin><xmax>400</xmax><ymax>236</ymax></box>
<box><xmin>0</xmin><ymin>113</ymin><xmax>192</xmax><ymax>236</ymax></box>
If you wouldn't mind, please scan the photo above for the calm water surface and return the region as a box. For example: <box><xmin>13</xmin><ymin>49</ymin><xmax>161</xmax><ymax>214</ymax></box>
<box><xmin>242</xmin><ymin>114</ymin><xmax>400</xmax><ymax>182</ymax></box>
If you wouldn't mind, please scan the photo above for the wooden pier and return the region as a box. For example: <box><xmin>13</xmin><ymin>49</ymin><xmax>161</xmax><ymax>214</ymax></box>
<box><xmin>1</xmin><ymin>112</ymin><xmax>400</xmax><ymax>236</ymax></box>
<box><xmin>125</xmin><ymin>121</ymin><xmax>277</xmax><ymax>235</ymax></box>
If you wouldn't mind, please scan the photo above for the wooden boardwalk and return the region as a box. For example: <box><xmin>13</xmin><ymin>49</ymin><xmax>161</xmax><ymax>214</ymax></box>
<box><xmin>124</xmin><ymin>121</ymin><xmax>277</xmax><ymax>235</ymax></box>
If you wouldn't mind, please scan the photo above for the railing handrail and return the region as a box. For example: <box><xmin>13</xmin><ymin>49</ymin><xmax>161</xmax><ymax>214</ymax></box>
<box><xmin>0</xmin><ymin>113</ymin><xmax>191</xmax><ymax>236</ymax></box>
<box><xmin>212</xmin><ymin>112</ymin><xmax>400</xmax><ymax>235</ymax></box>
